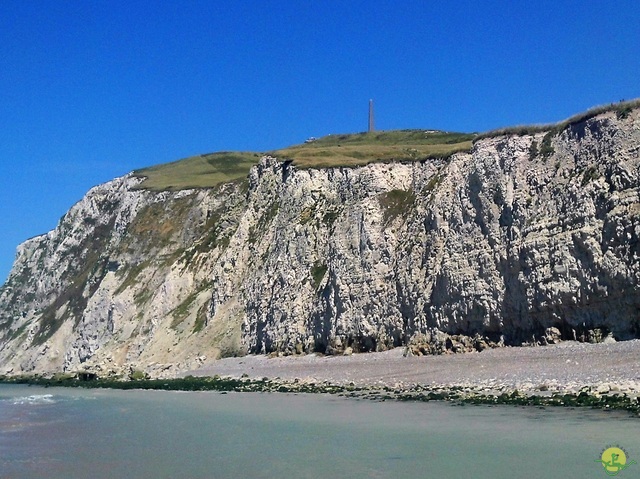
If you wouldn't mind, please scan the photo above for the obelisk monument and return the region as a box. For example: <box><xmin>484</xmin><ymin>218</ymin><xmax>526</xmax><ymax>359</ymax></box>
<box><xmin>368</xmin><ymin>99</ymin><xmax>375</xmax><ymax>133</ymax></box>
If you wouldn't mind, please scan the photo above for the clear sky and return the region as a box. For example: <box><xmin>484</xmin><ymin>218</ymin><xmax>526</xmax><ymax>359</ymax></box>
<box><xmin>0</xmin><ymin>0</ymin><xmax>639</xmax><ymax>281</ymax></box>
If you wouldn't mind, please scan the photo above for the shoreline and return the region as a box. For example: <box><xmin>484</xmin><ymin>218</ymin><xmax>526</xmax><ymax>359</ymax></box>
<box><xmin>187</xmin><ymin>339</ymin><xmax>640</xmax><ymax>398</ymax></box>
<box><xmin>2</xmin><ymin>340</ymin><xmax>640</xmax><ymax>415</ymax></box>
<box><xmin>1</xmin><ymin>370</ymin><xmax>639</xmax><ymax>416</ymax></box>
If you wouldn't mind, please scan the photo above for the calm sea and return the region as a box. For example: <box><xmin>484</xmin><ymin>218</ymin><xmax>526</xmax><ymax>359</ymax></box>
<box><xmin>0</xmin><ymin>384</ymin><xmax>637</xmax><ymax>478</ymax></box>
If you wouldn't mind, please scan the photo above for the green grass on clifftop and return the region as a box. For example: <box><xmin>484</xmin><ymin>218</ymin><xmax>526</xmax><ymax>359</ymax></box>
<box><xmin>131</xmin><ymin>100</ymin><xmax>640</xmax><ymax>191</ymax></box>
<box><xmin>133</xmin><ymin>130</ymin><xmax>474</xmax><ymax>191</ymax></box>
<box><xmin>270</xmin><ymin>130</ymin><xmax>474</xmax><ymax>169</ymax></box>
<box><xmin>473</xmin><ymin>98</ymin><xmax>640</xmax><ymax>141</ymax></box>
<box><xmin>134</xmin><ymin>151</ymin><xmax>261</xmax><ymax>191</ymax></box>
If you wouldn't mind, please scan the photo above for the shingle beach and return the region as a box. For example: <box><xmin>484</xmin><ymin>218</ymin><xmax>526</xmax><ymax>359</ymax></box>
<box><xmin>189</xmin><ymin>340</ymin><xmax>640</xmax><ymax>398</ymax></box>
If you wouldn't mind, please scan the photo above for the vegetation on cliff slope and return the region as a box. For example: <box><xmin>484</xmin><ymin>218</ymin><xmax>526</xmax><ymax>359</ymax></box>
<box><xmin>134</xmin><ymin>130</ymin><xmax>474</xmax><ymax>191</ymax></box>
<box><xmin>474</xmin><ymin>99</ymin><xmax>640</xmax><ymax>141</ymax></box>
<box><xmin>134</xmin><ymin>99</ymin><xmax>640</xmax><ymax>191</ymax></box>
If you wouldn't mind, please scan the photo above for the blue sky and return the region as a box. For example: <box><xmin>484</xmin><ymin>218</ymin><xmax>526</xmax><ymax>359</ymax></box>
<box><xmin>0</xmin><ymin>0</ymin><xmax>639</xmax><ymax>281</ymax></box>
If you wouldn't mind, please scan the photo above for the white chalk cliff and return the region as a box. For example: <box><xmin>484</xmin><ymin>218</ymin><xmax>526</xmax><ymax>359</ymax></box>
<box><xmin>0</xmin><ymin>107</ymin><xmax>638</xmax><ymax>377</ymax></box>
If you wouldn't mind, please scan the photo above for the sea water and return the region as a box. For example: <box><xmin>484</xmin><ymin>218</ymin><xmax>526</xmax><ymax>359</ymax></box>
<box><xmin>0</xmin><ymin>384</ymin><xmax>637</xmax><ymax>479</ymax></box>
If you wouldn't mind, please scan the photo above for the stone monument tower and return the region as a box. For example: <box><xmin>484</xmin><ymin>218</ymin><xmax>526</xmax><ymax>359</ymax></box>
<box><xmin>368</xmin><ymin>99</ymin><xmax>375</xmax><ymax>133</ymax></box>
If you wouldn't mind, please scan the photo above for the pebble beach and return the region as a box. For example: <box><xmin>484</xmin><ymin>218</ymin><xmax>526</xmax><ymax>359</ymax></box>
<box><xmin>189</xmin><ymin>340</ymin><xmax>640</xmax><ymax>398</ymax></box>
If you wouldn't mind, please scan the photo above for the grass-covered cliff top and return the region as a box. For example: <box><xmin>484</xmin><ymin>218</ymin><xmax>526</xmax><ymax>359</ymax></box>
<box><xmin>133</xmin><ymin>130</ymin><xmax>474</xmax><ymax>191</ymax></box>
<box><xmin>269</xmin><ymin>130</ymin><xmax>475</xmax><ymax>169</ymax></box>
<box><xmin>133</xmin><ymin>151</ymin><xmax>261</xmax><ymax>191</ymax></box>
<box><xmin>474</xmin><ymin>98</ymin><xmax>640</xmax><ymax>141</ymax></box>
<box><xmin>133</xmin><ymin>99</ymin><xmax>640</xmax><ymax>191</ymax></box>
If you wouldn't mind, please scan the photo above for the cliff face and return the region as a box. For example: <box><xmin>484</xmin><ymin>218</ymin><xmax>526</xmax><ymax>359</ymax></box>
<box><xmin>0</xmin><ymin>109</ymin><xmax>639</xmax><ymax>376</ymax></box>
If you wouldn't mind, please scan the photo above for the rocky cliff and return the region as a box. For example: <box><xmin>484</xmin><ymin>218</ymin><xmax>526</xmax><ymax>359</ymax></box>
<box><xmin>0</xmin><ymin>106</ymin><xmax>639</xmax><ymax>377</ymax></box>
